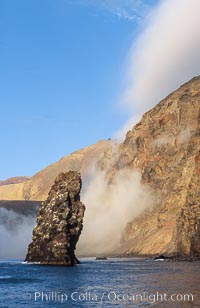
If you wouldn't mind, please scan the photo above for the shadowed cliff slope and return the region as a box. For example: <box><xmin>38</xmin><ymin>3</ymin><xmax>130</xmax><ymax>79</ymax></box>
<box><xmin>0</xmin><ymin>200</ymin><xmax>40</xmax><ymax>216</ymax></box>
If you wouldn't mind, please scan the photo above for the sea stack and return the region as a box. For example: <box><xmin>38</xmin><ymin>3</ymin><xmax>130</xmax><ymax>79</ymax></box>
<box><xmin>25</xmin><ymin>171</ymin><xmax>85</xmax><ymax>265</ymax></box>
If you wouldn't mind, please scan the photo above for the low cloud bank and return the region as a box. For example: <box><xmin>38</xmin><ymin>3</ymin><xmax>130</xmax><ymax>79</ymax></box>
<box><xmin>0</xmin><ymin>208</ymin><xmax>36</xmax><ymax>259</ymax></box>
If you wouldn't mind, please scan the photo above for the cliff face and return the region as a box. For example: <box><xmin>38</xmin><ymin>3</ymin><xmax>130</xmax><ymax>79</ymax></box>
<box><xmin>25</xmin><ymin>171</ymin><xmax>85</xmax><ymax>265</ymax></box>
<box><xmin>0</xmin><ymin>140</ymin><xmax>111</xmax><ymax>201</ymax></box>
<box><xmin>110</xmin><ymin>76</ymin><xmax>200</xmax><ymax>257</ymax></box>
<box><xmin>177</xmin><ymin>149</ymin><xmax>200</xmax><ymax>257</ymax></box>
<box><xmin>0</xmin><ymin>177</ymin><xmax>30</xmax><ymax>186</ymax></box>
<box><xmin>0</xmin><ymin>200</ymin><xmax>40</xmax><ymax>216</ymax></box>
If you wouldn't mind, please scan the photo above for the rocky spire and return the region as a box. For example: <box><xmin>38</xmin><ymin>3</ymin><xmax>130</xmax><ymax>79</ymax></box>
<box><xmin>25</xmin><ymin>171</ymin><xmax>85</xmax><ymax>265</ymax></box>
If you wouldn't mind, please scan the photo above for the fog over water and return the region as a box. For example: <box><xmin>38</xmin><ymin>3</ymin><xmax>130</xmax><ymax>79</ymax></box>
<box><xmin>0</xmin><ymin>208</ymin><xmax>36</xmax><ymax>258</ymax></box>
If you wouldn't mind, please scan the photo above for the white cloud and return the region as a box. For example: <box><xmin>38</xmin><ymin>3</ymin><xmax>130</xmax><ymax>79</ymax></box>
<box><xmin>122</xmin><ymin>0</ymin><xmax>200</xmax><ymax>113</ymax></box>
<box><xmin>68</xmin><ymin>0</ymin><xmax>155</xmax><ymax>22</ymax></box>
<box><xmin>100</xmin><ymin>0</ymin><xmax>151</xmax><ymax>21</ymax></box>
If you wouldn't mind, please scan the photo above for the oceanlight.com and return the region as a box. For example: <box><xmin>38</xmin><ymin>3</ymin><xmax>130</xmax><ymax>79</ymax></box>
<box><xmin>23</xmin><ymin>290</ymin><xmax>194</xmax><ymax>304</ymax></box>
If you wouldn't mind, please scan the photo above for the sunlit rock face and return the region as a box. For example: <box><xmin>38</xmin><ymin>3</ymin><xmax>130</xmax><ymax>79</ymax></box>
<box><xmin>25</xmin><ymin>171</ymin><xmax>85</xmax><ymax>265</ymax></box>
<box><xmin>107</xmin><ymin>76</ymin><xmax>200</xmax><ymax>257</ymax></box>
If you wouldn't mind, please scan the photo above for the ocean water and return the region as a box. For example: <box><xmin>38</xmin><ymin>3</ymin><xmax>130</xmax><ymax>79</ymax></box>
<box><xmin>0</xmin><ymin>258</ymin><xmax>199</xmax><ymax>308</ymax></box>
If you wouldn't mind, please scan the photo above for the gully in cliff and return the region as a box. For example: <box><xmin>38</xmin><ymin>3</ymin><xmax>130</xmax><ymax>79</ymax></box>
<box><xmin>25</xmin><ymin>171</ymin><xmax>85</xmax><ymax>265</ymax></box>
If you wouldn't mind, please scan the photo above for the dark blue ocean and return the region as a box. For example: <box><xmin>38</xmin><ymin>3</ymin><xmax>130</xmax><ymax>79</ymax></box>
<box><xmin>0</xmin><ymin>258</ymin><xmax>199</xmax><ymax>308</ymax></box>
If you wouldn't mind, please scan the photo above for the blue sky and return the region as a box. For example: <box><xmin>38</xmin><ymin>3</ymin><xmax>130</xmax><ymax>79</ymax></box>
<box><xmin>0</xmin><ymin>0</ymin><xmax>158</xmax><ymax>179</ymax></box>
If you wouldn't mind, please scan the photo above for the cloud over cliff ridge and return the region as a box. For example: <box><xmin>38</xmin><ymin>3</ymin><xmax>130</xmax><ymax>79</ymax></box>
<box><xmin>117</xmin><ymin>0</ymin><xmax>200</xmax><ymax>137</ymax></box>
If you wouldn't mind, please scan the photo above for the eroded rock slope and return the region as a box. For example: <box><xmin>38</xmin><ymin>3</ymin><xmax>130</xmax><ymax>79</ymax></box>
<box><xmin>110</xmin><ymin>76</ymin><xmax>200</xmax><ymax>257</ymax></box>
